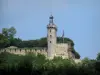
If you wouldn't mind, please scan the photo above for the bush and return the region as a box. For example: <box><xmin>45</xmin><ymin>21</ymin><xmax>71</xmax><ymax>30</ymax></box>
<box><xmin>0</xmin><ymin>52</ymin><xmax>100</xmax><ymax>75</ymax></box>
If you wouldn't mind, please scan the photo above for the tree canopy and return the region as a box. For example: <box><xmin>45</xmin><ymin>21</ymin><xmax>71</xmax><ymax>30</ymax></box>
<box><xmin>96</xmin><ymin>52</ymin><xmax>100</xmax><ymax>60</ymax></box>
<box><xmin>0</xmin><ymin>33</ymin><xmax>10</xmax><ymax>48</ymax></box>
<box><xmin>0</xmin><ymin>52</ymin><xmax>99</xmax><ymax>75</ymax></box>
<box><xmin>2</xmin><ymin>27</ymin><xmax>16</xmax><ymax>39</ymax></box>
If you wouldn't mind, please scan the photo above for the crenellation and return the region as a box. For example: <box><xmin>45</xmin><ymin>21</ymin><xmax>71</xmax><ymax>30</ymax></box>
<box><xmin>0</xmin><ymin>48</ymin><xmax>48</xmax><ymax>55</ymax></box>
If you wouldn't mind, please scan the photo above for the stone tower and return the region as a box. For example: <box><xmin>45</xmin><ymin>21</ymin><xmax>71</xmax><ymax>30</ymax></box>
<box><xmin>47</xmin><ymin>15</ymin><xmax>57</xmax><ymax>58</ymax></box>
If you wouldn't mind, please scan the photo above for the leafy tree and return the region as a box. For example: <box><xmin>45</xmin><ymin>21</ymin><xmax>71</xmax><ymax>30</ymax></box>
<box><xmin>2</xmin><ymin>27</ymin><xmax>18</xmax><ymax>47</ymax></box>
<box><xmin>82</xmin><ymin>57</ymin><xmax>90</xmax><ymax>64</ymax></box>
<box><xmin>95</xmin><ymin>60</ymin><xmax>100</xmax><ymax>72</ymax></box>
<box><xmin>0</xmin><ymin>52</ymin><xmax>100</xmax><ymax>75</ymax></box>
<box><xmin>1</xmin><ymin>28</ymin><xmax>8</xmax><ymax>38</ymax></box>
<box><xmin>0</xmin><ymin>34</ymin><xmax>10</xmax><ymax>48</ymax></box>
<box><xmin>8</xmin><ymin>27</ymin><xmax>16</xmax><ymax>38</ymax></box>
<box><xmin>9</xmin><ymin>38</ymin><xmax>22</xmax><ymax>47</ymax></box>
<box><xmin>96</xmin><ymin>52</ymin><xmax>100</xmax><ymax>60</ymax></box>
<box><xmin>57</xmin><ymin>37</ymin><xmax>74</xmax><ymax>46</ymax></box>
<box><xmin>72</xmin><ymin>48</ymin><xmax>80</xmax><ymax>59</ymax></box>
<box><xmin>2</xmin><ymin>27</ymin><xmax>16</xmax><ymax>39</ymax></box>
<box><xmin>38</xmin><ymin>37</ymin><xmax>47</xmax><ymax>47</ymax></box>
<box><xmin>95</xmin><ymin>53</ymin><xmax>100</xmax><ymax>72</ymax></box>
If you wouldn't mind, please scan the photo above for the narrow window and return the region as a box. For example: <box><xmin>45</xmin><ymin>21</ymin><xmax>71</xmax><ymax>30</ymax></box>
<box><xmin>50</xmin><ymin>29</ymin><xmax>51</xmax><ymax>32</ymax></box>
<box><xmin>50</xmin><ymin>41</ymin><xmax>51</xmax><ymax>43</ymax></box>
<box><xmin>50</xmin><ymin>35</ymin><xmax>52</xmax><ymax>38</ymax></box>
<box><xmin>47</xmin><ymin>34</ymin><xmax>48</xmax><ymax>37</ymax></box>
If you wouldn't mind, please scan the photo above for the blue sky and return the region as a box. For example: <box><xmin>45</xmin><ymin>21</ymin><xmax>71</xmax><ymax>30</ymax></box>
<box><xmin>0</xmin><ymin>0</ymin><xmax>100</xmax><ymax>59</ymax></box>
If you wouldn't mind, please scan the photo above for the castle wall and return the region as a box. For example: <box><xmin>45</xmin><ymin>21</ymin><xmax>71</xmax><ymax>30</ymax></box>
<box><xmin>55</xmin><ymin>43</ymin><xmax>69</xmax><ymax>59</ymax></box>
<box><xmin>0</xmin><ymin>49</ymin><xmax>47</xmax><ymax>56</ymax></box>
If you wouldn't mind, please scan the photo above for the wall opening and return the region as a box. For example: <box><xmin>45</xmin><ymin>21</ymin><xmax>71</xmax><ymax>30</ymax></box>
<box><xmin>50</xmin><ymin>29</ymin><xmax>51</xmax><ymax>32</ymax></box>
<box><xmin>50</xmin><ymin>35</ymin><xmax>52</xmax><ymax>38</ymax></box>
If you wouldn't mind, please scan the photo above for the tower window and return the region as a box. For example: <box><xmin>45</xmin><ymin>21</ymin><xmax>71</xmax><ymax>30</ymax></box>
<box><xmin>50</xmin><ymin>41</ymin><xmax>51</xmax><ymax>43</ymax></box>
<box><xmin>50</xmin><ymin>35</ymin><xmax>52</xmax><ymax>38</ymax></box>
<box><xmin>47</xmin><ymin>34</ymin><xmax>48</xmax><ymax>37</ymax></box>
<box><xmin>50</xmin><ymin>29</ymin><xmax>51</xmax><ymax>32</ymax></box>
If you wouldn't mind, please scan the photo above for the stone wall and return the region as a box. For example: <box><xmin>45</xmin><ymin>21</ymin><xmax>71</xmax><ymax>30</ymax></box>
<box><xmin>0</xmin><ymin>43</ymin><xmax>74</xmax><ymax>59</ymax></box>
<box><xmin>0</xmin><ymin>48</ymin><xmax>47</xmax><ymax>56</ymax></box>
<box><xmin>55</xmin><ymin>43</ymin><xmax>69</xmax><ymax>59</ymax></box>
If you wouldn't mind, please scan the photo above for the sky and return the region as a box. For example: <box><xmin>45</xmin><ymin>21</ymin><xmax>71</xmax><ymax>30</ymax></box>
<box><xmin>0</xmin><ymin>0</ymin><xmax>100</xmax><ymax>59</ymax></box>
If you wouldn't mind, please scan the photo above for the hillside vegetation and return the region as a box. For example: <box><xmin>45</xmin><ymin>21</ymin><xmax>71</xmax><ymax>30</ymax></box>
<box><xmin>0</xmin><ymin>52</ymin><xmax>100</xmax><ymax>75</ymax></box>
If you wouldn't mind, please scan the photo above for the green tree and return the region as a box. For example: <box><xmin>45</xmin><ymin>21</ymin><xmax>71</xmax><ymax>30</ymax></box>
<box><xmin>95</xmin><ymin>52</ymin><xmax>100</xmax><ymax>72</ymax></box>
<box><xmin>96</xmin><ymin>52</ymin><xmax>100</xmax><ymax>60</ymax></box>
<box><xmin>57</xmin><ymin>37</ymin><xmax>74</xmax><ymax>46</ymax></box>
<box><xmin>9</xmin><ymin>38</ymin><xmax>22</xmax><ymax>47</ymax></box>
<box><xmin>82</xmin><ymin>57</ymin><xmax>90</xmax><ymax>64</ymax></box>
<box><xmin>38</xmin><ymin>37</ymin><xmax>47</xmax><ymax>47</ymax></box>
<box><xmin>2</xmin><ymin>27</ymin><xmax>17</xmax><ymax>47</ymax></box>
<box><xmin>8</xmin><ymin>27</ymin><xmax>16</xmax><ymax>38</ymax></box>
<box><xmin>72</xmin><ymin>48</ymin><xmax>80</xmax><ymax>59</ymax></box>
<box><xmin>0</xmin><ymin>34</ymin><xmax>10</xmax><ymax>48</ymax></box>
<box><xmin>2</xmin><ymin>28</ymin><xmax>8</xmax><ymax>38</ymax></box>
<box><xmin>2</xmin><ymin>26</ymin><xmax>16</xmax><ymax>39</ymax></box>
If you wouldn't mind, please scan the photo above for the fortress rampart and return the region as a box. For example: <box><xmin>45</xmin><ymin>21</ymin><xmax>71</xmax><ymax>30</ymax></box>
<box><xmin>0</xmin><ymin>48</ymin><xmax>47</xmax><ymax>56</ymax></box>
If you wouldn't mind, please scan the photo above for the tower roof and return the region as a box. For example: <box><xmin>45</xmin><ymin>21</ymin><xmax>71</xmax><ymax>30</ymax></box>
<box><xmin>49</xmin><ymin>14</ymin><xmax>54</xmax><ymax>24</ymax></box>
<box><xmin>49</xmin><ymin>14</ymin><xmax>54</xmax><ymax>19</ymax></box>
<box><xmin>47</xmin><ymin>15</ymin><xmax>57</xmax><ymax>30</ymax></box>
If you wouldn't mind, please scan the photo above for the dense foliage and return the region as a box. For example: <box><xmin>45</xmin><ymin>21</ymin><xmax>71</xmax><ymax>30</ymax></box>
<box><xmin>0</xmin><ymin>52</ymin><xmax>100</xmax><ymax>75</ymax></box>
<box><xmin>0</xmin><ymin>34</ymin><xmax>10</xmax><ymax>48</ymax></box>
<box><xmin>97</xmin><ymin>53</ymin><xmax>100</xmax><ymax>60</ymax></box>
<box><xmin>0</xmin><ymin>27</ymin><xmax>80</xmax><ymax>58</ymax></box>
<box><xmin>2</xmin><ymin>27</ymin><xmax>16</xmax><ymax>39</ymax></box>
